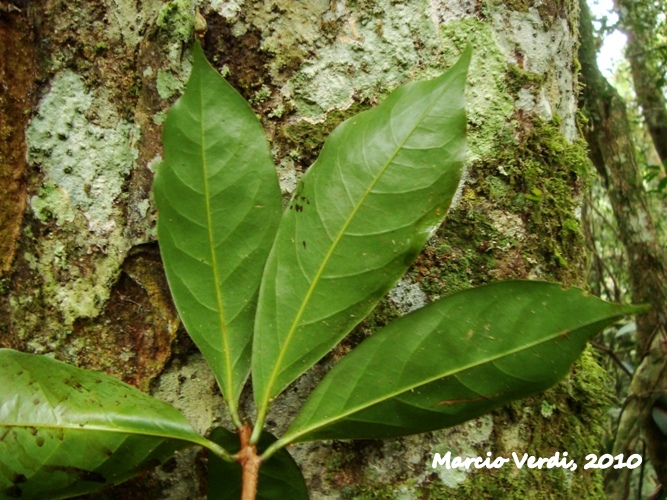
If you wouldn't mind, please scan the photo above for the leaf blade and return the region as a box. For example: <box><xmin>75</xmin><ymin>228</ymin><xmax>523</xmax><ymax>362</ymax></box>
<box><xmin>0</xmin><ymin>349</ymin><xmax>211</xmax><ymax>499</ymax></box>
<box><xmin>282</xmin><ymin>281</ymin><xmax>644</xmax><ymax>442</ymax></box>
<box><xmin>252</xmin><ymin>47</ymin><xmax>471</xmax><ymax>416</ymax></box>
<box><xmin>154</xmin><ymin>42</ymin><xmax>282</xmax><ymax>417</ymax></box>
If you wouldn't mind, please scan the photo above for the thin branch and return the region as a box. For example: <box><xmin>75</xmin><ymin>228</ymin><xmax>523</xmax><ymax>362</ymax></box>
<box><xmin>592</xmin><ymin>341</ymin><xmax>634</xmax><ymax>378</ymax></box>
<box><xmin>239</xmin><ymin>423</ymin><xmax>261</xmax><ymax>500</ymax></box>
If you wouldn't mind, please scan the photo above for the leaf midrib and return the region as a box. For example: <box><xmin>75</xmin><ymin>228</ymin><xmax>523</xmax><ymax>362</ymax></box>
<box><xmin>0</xmin><ymin>422</ymin><xmax>202</xmax><ymax>444</ymax></box>
<box><xmin>260</xmin><ymin>80</ymin><xmax>452</xmax><ymax>408</ymax></box>
<box><xmin>198</xmin><ymin>84</ymin><xmax>234</xmax><ymax>405</ymax></box>
<box><xmin>283</xmin><ymin>315</ymin><xmax>617</xmax><ymax>442</ymax></box>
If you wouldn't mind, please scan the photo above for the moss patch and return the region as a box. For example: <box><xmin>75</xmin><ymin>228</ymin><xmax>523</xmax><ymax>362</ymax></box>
<box><xmin>156</xmin><ymin>0</ymin><xmax>195</xmax><ymax>43</ymax></box>
<box><xmin>505</xmin><ymin>63</ymin><xmax>543</xmax><ymax>94</ymax></box>
<box><xmin>487</xmin><ymin>116</ymin><xmax>588</xmax><ymax>282</ymax></box>
<box><xmin>203</xmin><ymin>13</ymin><xmax>274</xmax><ymax>99</ymax></box>
<box><xmin>463</xmin><ymin>348</ymin><xmax>611</xmax><ymax>500</ymax></box>
<box><xmin>439</xmin><ymin>20</ymin><xmax>515</xmax><ymax>163</ymax></box>
<box><xmin>415</xmin><ymin>115</ymin><xmax>589</xmax><ymax>306</ymax></box>
<box><xmin>279</xmin><ymin>101</ymin><xmax>372</xmax><ymax>168</ymax></box>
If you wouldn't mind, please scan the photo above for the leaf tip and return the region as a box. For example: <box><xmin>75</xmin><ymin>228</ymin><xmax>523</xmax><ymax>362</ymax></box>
<box><xmin>455</xmin><ymin>43</ymin><xmax>473</xmax><ymax>72</ymax></box>
<box><xmin>631</xmin><ymin>303</ymin><xmax>651</xmax><ymax>315</ymax></box>
<box><xmin>192</xmin><ymin>38</ymin><xmax>205</xmax><ymax>58</ymax></box>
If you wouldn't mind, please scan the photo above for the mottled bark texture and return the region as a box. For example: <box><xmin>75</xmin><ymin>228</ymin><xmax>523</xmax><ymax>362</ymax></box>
<box><xmin>578</xmin><ymin>0</ymin><xmax>667</xmax><ymax>496</ymax></box>
<box><xmin>1</xmin><ymin>0</ymin><xmax>609</xmax><ymax>497</ymax></box>
<box><xmin>615</xmin><ymin>0</ymin><xmax>667</xmax><ymax>168</ymax></box>
<box><xmin>0</xmin><ymin>3</ymin><xmax>35</xmax><ymax>275</ymax></box>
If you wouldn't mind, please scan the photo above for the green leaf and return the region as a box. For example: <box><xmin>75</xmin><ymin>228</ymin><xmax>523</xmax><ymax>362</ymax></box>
<box><xmin>252</xmin><ymin>47</ymin><xmax>471</xmax><ymax>419</ymax></box>
<box><xmin>281</xmin><ymin>281</ymin><xmax>644</xmax><ymax>442</ymax></box>
<box><xmin>207</xmin><ymin>428</ymin><xmax>308</xmax><ymax>500</ymax></box>
<box><xmin>0</xmin><ymin>349</ymin><xmax>216</xmax><ymax>499</ymax></box>
<box><xmin>154</xmin><ymin>41</ymin><xmax>282</xmax><ymax>420</ymax></box>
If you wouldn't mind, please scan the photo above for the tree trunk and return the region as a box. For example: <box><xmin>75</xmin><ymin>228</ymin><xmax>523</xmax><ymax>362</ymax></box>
<box><xmin>578</xmin><ymin>0</ymin><xmax>667</xmax><ymax>496</ymax></box>
<box><xmin>1</xmin><ymin>0</ymin><xmax>610</xmax><ymax>497</ymax></box>
<box><xmin>615</xmin><ymin>0</ymin><xmax>667</xmax><ymax>169</ymax></box>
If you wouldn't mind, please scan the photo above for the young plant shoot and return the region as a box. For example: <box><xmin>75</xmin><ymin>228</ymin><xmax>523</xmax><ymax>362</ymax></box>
<box><xmin>0</xmin><ymin>42</ymin><xmax>646</xmax><ymax>499</ymax></box>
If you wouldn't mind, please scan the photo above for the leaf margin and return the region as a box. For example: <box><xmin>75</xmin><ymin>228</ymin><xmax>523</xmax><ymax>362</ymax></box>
<box><xmin>154</xmin><ymin>41</ymin><xmax>283</xmax><ymax>425</ymax></box>
<box><xmin>0</xmin><ymin>349</ymin><xmax>232</xmax><ymax>499</ymax></box>
<box><xmin>251</xmin><ymin>45</ymin><xmax>473</xmax><ymax>438</ymax></box>
<box><xmin>268</xmin><ymin>281</ymin><xmax>646</xmax><ymax>449</ymax></box>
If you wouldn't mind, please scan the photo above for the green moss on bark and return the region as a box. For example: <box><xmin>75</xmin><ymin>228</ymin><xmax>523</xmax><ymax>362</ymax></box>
<box><xmin>156</xmin><ymin>0</ymin><xmax>195</xmax><ymax>43</ymax></box>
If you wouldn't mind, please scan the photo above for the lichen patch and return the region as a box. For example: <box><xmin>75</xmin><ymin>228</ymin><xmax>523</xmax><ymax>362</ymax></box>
<box><xmin>15</xmin><ymin>69</ymin><xmax>138</xmax><ymax>336</ymax></box>
<box><xmin>490</xmin><ymin>7</ymin><xmax>578</xmax><ymax>141</ymax></box>
<box><xmin>288</xmin><ymin>0</ymin><xmax>442</xmax><ymax>121</ymax></box>
<box><xmin>27</xmin><ymin>70</ymin><xmax>136</xmax><ymax>235</ymax></box>
<box><xmin>439</xmin><ymin>20</ymin><xmax>514</xmax><ymax>164</ymax></box>
<box><xmin>388</xmin><ymin>276</ymin><xmax>427</xmax><ymax>314</ymax></box>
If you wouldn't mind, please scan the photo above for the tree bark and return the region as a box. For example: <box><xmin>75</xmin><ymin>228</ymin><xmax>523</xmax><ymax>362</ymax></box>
<box><xmin>0</xmin><ymin>3</ymin><xmax>35</xmax><ymax>275</ymax></box>
<box><xmin>1</xmin><ymin>0</ymin><xmax>610</xmax><ymax>497</ymax></box>
<box><xmin>578</xmin><ymin>0</ymin><xmax>667</xmax><ymax>495</ymax></box>
<box><xmin>615</xmin><ymin>0</ymin><xmax>667</xmax><ymax>169</ymax></box>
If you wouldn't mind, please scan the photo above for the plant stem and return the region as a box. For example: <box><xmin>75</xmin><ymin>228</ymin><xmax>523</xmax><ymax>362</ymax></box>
<box><xmin>250</xmin><ymin>406</ymin><xmax>267</xmax><ymax>444</ymax></box>
<box><xmin>238</xmin><ymin>423</ymin><xmax>261</xmax><ymax>500</ymax></box>
<box><xmin>228</xmin><ymin>402</ymin><xmax>243</xmax><ymax>429</ymax></box>
<box><xmin>260</xmin><ymin>436</ymin><xmax>291</xmax><ymax>462</ymax></box>
<box><xmin>197</xmin><ymin>436</ymin><xmax>237</xmax><ymax>463</ymax></box>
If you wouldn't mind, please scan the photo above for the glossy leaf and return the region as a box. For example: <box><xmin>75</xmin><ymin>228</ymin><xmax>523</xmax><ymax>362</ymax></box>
<box><xmin>281</xmin><ymin>281</ymin><xmax>644</xmax><ymax>442</ymax></box>
<box><xmin>0</xmin><ymin>349</ymin><xmax>218</xmax><ymax>499</ymax></box>
<box><xmin>252</xmin><ymin>47</ymin><xmax>471</xmax><ymax>417</ymax></box>
<box><xmin>207</xmin><ymin>428</ymin><xmax>308</xmax><ymax>500</ymax></box>
<box><xmin>155</xmin><ymin>41</ymin><xmax>282</xmax><ymax>419</ymax></box>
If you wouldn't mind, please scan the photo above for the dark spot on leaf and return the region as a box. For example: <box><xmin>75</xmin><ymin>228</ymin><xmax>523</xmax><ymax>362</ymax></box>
<box><xmin>29</xmin><ymin>427</ymin><xmax>37</xmax><ymax>436</ymax></box>
<box><xmin>32</xmin><ymin>399</ymin><xmax>39</xmax><ymax>405</ymax></box>
<box><xmin>295</xmin><ymin>204</ymin><xmax>303</xmax><ymax>212</ymax></box>
<box><xmin>11</xmin><ymin>473</ymin><xmax>26</xmax><ymax>484</ymax></box>
<box><xmin>302</xmin><ymin>241</ymin><xmax>307</xmax><ymax>249</ymax></box>
<box><xmin>64</xmin><ymin>377</ymin><xmax>83</xmax><ymax>390</ymax></box>
<box><xmin>35</xmin><ymin>436</ymin><xmax>44</xmax><ymax>447</ymax></box>
<box><xmin>16</xmin><ymin>371</ymin><xmax>22</xmax><ymax>376</ymax></box>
